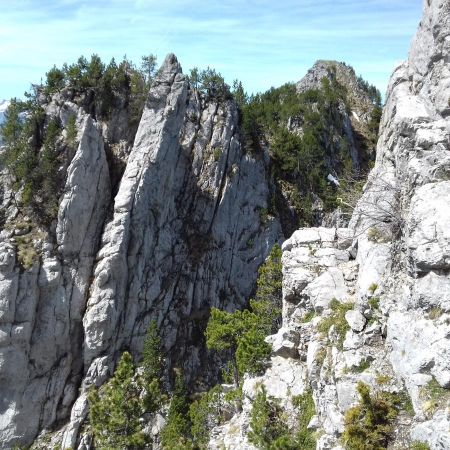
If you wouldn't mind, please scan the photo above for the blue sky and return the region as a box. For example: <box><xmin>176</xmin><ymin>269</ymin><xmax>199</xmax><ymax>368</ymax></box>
<box><xmin>0</xmin><ymin>0</ymin><xmax>422</xmax><ymax>100</ymax></box>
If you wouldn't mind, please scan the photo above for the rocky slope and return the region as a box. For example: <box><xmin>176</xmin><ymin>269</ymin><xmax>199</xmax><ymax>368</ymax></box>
<box><xmin>0</xmin><ymin>55</ymin><xmax>282</xmax><ymax>449</ymax></box>
<box><xmin>296</xmin><ymin>59</ymin><xmax>379</xmax><ymax>173</ymax></box>
<box><xmin>210</xmin><ymin>0</ymin><xmax>450</xmax><ymax>449</ymax></box>
<box><xmin>0</xmin><ymin>6</ymin><xmax>430</xmax><ymax>449</ymax></box>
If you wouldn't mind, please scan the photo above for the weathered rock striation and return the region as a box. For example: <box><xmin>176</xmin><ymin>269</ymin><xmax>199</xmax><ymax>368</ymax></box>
<box><xmin>1</xmin><ymin>1</ymin><xmax>449</xmax><ymax>448</ymax></box>
<box><xmin>0</xmin><ymin>108</ymin><xmax>110</xmax><ymax>447</ymax></box>
<box><xmin>0</xmin><ymin>55</ymin><xmax>280</xmax><ymax>449</ymax></box>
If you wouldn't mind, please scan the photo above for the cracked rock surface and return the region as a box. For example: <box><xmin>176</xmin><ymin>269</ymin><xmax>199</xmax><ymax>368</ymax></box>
<box><xmin>0</xmin><ymin>54</ymin><xmax>280</xmax><ymax>449</ymax></box>
<box><xmin>210</xmin><ymin>1</ymin><xmax>450</xmax><ymax>449</ymax></box>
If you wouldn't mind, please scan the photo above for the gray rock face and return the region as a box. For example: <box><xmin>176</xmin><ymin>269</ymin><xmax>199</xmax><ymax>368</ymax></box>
<box><xmin>0</xmin><ymin>112</ymin><xmax>110</xmax><ymax>447</ymax></box>
<box><xmin>210</xmin><ymin>2</ymin><xmax>450</xmax><ymax>449</ymax></box>
<box><xmin>351</xmin><ymin>3</ymin><xmax>450</xmax><ymax>439</ymax></box>
<box><xmin>82</xmin><ymin>54</ymin><xmax>280</xmax><ymax>386</ymax></box>
<box><xmin>0</xmin><ymin>54</ymin><xmax>280</xmax><ymax>448</ymax></box>
<box><xmin>1</xmin><ymin>1</ymin><xmax>449</xmax><ymax>448</ymax></box>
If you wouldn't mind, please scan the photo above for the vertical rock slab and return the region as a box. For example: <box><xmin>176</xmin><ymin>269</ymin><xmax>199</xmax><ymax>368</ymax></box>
<box><xmin>0</xmin><ymin>113</ymin><xmax>110</xmax><ymax>448</ymax></box>
<box><xmin>83</xmin><ymin>54</ymin><xmax>280</xmax><ymax>384</ymax></box>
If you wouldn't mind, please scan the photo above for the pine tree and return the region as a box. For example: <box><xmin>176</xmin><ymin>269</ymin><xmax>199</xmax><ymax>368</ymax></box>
<box><xmin>45</xmin><ymin>66</ymin><xmax>65</xmax><ymax>94</ymax></box>
<box><xmin>38</xmin><ymin>119</ymin><xmax>61</xmax><ymax>218</ymax></box>
<box><xmin>141</xmin><ymin>320</ymin><xmax>164</xmax><ymax>412</ymax></box>
<box><xmin>248</xmin><ymin>387</ymin><xmax>288</xmax><ymax>449</ymax></box>
<box><xmin>189</xmin><ymin>67</ymin><xmax>200</xmax><ymax>89</ymax></box>
<box><xmin>232</xmin><ymin>79</ymin><xmax>248</xmax><ymax>108</ymax></box>
<box><xmin>205</xmin><ymin>306</ymin><xmax>272</xmax><ymax>384</ymax></box>
<box><xmin>88</xmin><ymin>352</ymin><xmax>149</xmax><ymax>450</ymax></box>
<box><xmin>160</xmin><ymin>373</ymin><xmax>193</xmax><ymax>449</ymax></box>
<box><xmin>205</xmin><ymin>244</ymin><xmax>282</xmax><ymax>384</ymax></box>
<box><xmin>140</xmin><ymin>54</ymin><xmax>157</xmax><ymax>86</ymax></box>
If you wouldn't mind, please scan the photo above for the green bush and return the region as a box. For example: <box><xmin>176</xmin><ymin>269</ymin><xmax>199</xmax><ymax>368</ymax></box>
<box><xmin>367</xmin><ymin>227</ymin><xmax>390</xmax><ymax>243</ymax></box>
<box><xmin>410</xmin><ymin>441</ymin><xmax>430</xmax><ymax>450</ymax></box>
<box><xmin>351</xmin><ymin>359</ymin><xmax>371</xmax><ymax>373</ymax></box>
<box><xmin>205</xmin><ymin>306</ymin><xmax>271</xmax><ymax>384</ymax></box>
<box><xmin>213</xmin><ymin>147</ymin><xmax>222</xmax><ymax>161</ymax></box>
<box><xmin>368</xmin><ymin>296</ymin><xmax>380</xmax><ymax>310</ymax></box>
<box><xmin>15</xmin><ymin>234</ymin><xmax>38</xmax><ymax>269</ymax></box>
<box><xmin>420</xmin><ymin>377</ymin><xmax>450</xmax><ymax>414</ymax></box>
<box><xmin>342</xmin><ymin>382</ymin><xmax>402</xmax><ymax>450</ymax></box>
<box><xmin>141</xmin><ymin>320</ymin><xmax>165</xmax><ymax>412</ymax></box>
<box><xmin>189</xmin><ymin>385</ymin><xmax>224</xmax><ymax>449</ymax></box>
<box><xmin>235</xmin><ymin>326</ymin><xmax>272</xmax><ymax>376</ymax></box>
<box><xmin>253</xmin><ymin>244</ymin><xmax>283</xmax><ymax>330</ymax></box>
<box><xmin>259</xmin><ymin>207</ymin><xmax>269</xmax><ymax>225</ymax></box>
<box><xmin>248</xmin><ymin>387</ymin><xmax>289</xmax><ymax>449</ymax></box>
<box><xmin>300</xmin><ymin>311</ymin><xmax>316</xmax><ymax>323</ymax></box>
<box><xmin>317</xmin><ymin>299</ymin><xmax>353</xmax><ymax>350</ymax></box>
<box><xmin>65</xmin><ymin>116</ymin><xmax>77</xmax><ymax>149</ymax></box>
<box><xmin>248</xmin><ymin>388</ymin><xmax>316</xmax><ymax>450</ymax></box>
<box><xmin>291</xmin><ymin>390</ymin><xmax>316</xmax><ymax>450</ymax></box>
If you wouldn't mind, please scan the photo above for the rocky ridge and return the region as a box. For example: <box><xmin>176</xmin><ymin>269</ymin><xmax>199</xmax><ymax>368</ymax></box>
<box><xmin>209</xmin><ymin>0</ymin><xmax>450</xmax><ymax>449</ymax></box>
<box><xmin>0</xmin><ymin>1</ymin><xmax>446</xmax><ymax>448</ymax></box>
<box><xmin>0</xmin><ymin>55</ymin><xmax>280</xmax><ymax>449</ymax></box>
<box><xmin>296</xmin><ymin>59</ymin><xmax>380</xmax><ymax>174</ymax></box>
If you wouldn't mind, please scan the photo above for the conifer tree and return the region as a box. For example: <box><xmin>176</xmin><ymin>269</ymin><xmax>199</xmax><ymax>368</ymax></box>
<box><xmin>141</xmin><ymin>320</ymin><xmax>165</xmax><ymax>412</ymax></box>
<box><xmin>88</xmin><ymin>352</ymin><xmax>149</xmax><ymax>450</ymax></box>
<box><xmin>205</xmin><ymin>244</ymin><xmax>282</xmax><ymax>384</ymax></box>
<box><xmin>160</xmin><ymin>373</ymin><xmax>193</xmax><ymax>449</ymax></box>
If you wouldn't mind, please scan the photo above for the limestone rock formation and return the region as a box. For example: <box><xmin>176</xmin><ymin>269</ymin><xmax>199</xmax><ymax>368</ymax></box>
<box><xmin>209</xmin><ymin>1</ymin><xmax>450</xmax><ymax>449</ymax></box>
<box><xmin>1</xmin><ymin>0</ymin><xmax>449</xmax><ymax>448</ymax></box>
<box><xmin>0</xmin><ymin>55</ymin><xmax>280</xmax><ymax>449</ymax></box>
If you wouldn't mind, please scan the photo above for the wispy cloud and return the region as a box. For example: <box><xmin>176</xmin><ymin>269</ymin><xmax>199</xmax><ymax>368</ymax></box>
<box><xmin>0</xmin><ymin>0</ymin><xmax>422</xmax><ymax>99</ymax></box>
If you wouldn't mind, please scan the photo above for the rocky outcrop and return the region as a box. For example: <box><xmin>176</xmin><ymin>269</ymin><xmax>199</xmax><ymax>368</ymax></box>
<box><xmin>1</xmin><ymin>1</ymin><xmax>449</xmax><ymax>448</ymax></box>
<box><xmin>0</xmin><ymin>110</ymin><xmax>110</xmax><ymax>446</ymax></box>
<box><xmin>0</xmin><ymin>55</ymin><xmax>280</xmax><ymax>449</ymax></box>
<box><xmin>350</xmin><ymin>1</ymin><xmax>450</xmax><ymax>446</ymax></box>
<box><xmin>210</xmin><ymin>1</ymin><xmax>450</xmax><ymax>449</ymax></box>
<box><xmin>81</xmin><ymin>54</ymin><xmax>280</xmax><ymax>390</ymax></box>
<box><xmin>296</xmin><ymin>60</ymin><xmax>379</xmax><ymax>173</ymax></box>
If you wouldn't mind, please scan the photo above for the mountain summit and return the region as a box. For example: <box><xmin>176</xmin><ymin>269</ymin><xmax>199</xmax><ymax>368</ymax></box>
<box><xmin>0</xmin><ymin>1</ymin><xmax>448</xmax><ymax>448</ymax></box>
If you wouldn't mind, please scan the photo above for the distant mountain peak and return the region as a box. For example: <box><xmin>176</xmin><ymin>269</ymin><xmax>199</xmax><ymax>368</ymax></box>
<box><xmin>0</xmin><ymin>99</ymin><xmax>10</xmax><ymax>123</ymax></box>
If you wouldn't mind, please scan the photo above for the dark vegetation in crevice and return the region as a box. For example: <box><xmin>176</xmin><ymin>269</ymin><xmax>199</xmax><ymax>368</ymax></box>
<box><xmin>1</xmin><ymin>98</ymin><xmax>68</xmax><ymax>225</ymax></box>
<box><xmin>248</xmin><ymin>387</ymin><xmax>316</xmax><ymax>450</ymax></box>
